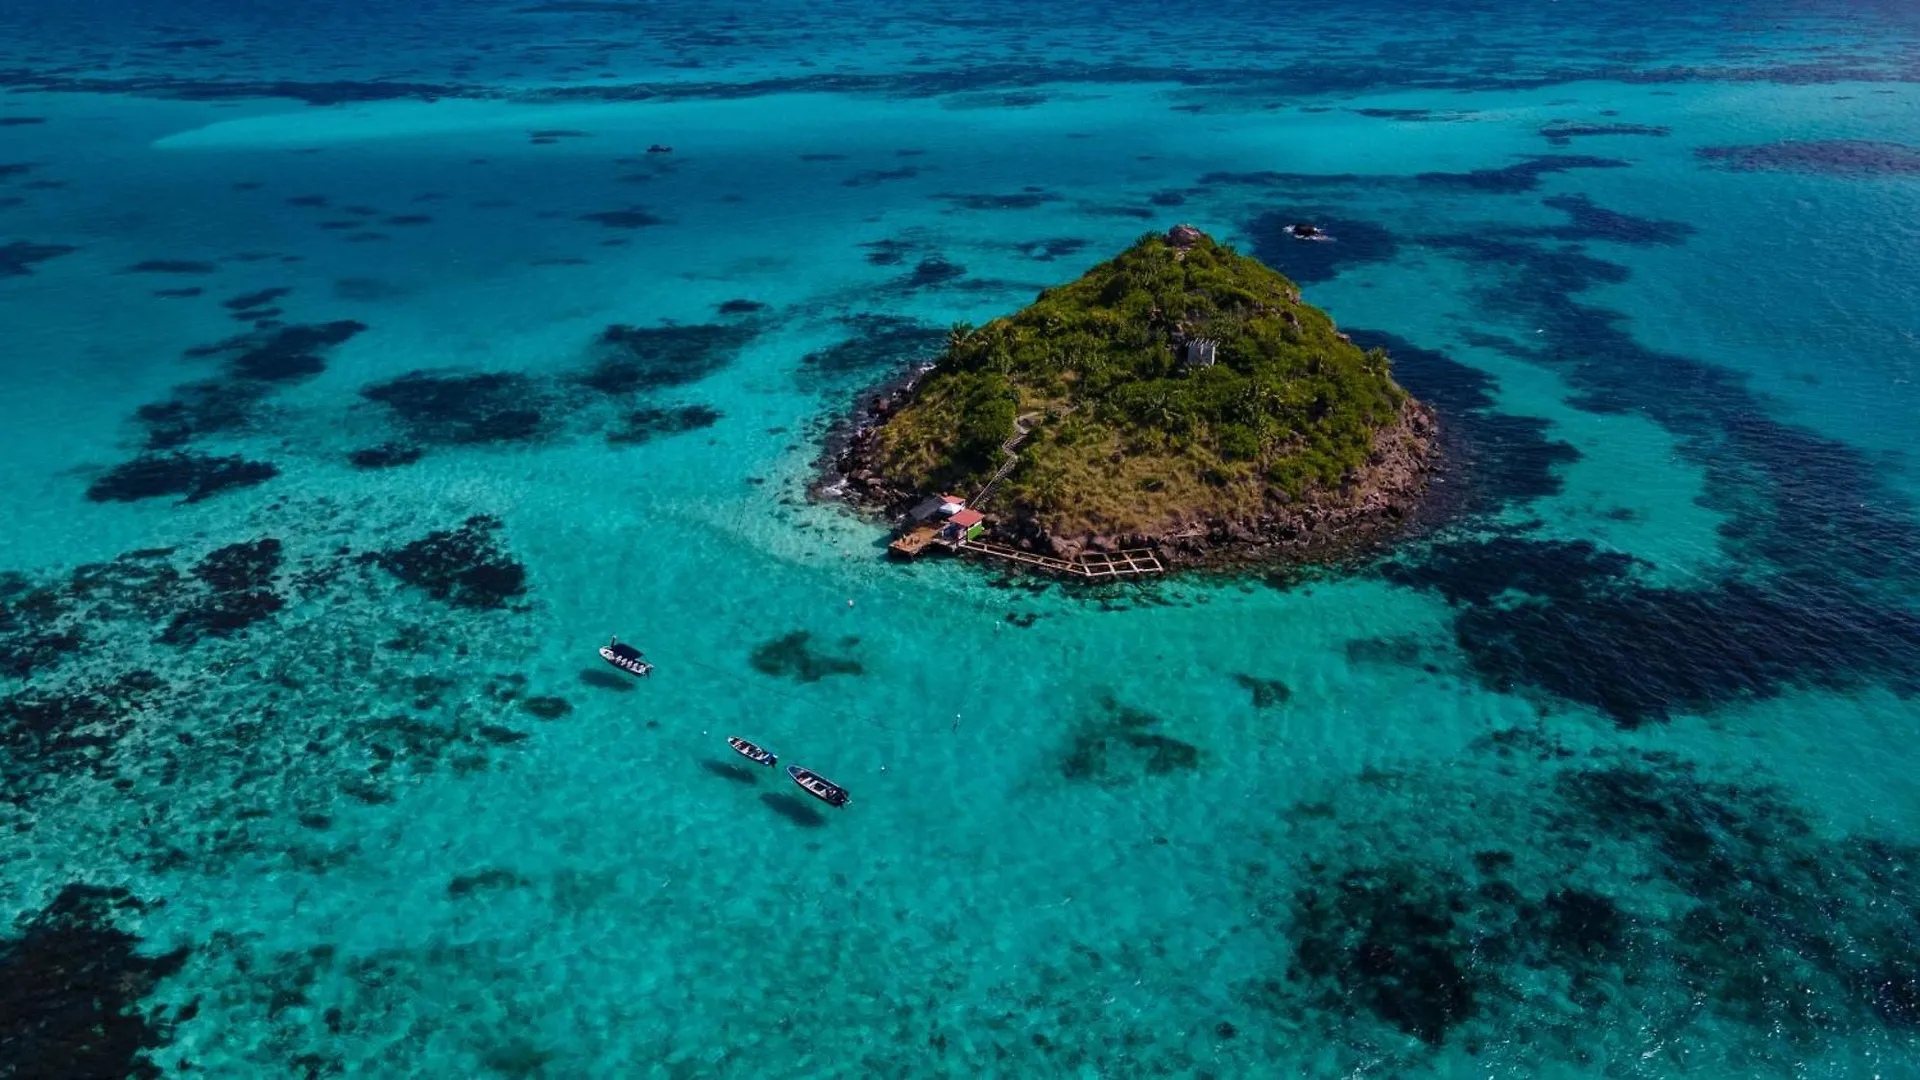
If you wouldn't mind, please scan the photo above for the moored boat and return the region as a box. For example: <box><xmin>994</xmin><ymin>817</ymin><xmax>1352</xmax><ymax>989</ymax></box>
<box><xmin>598</xmin><ymin>636</ymin><xmax>653</xmax><ymax>677</ymax></box>
<box><xmin>727</xmin><ymin>736</ymin><xmax>777</xmax><ymax>767</ymax></box>
<box><xmin>787</xmin><ymin>765</ymin><xmax>850</xmax><ymax>808</ymax></box>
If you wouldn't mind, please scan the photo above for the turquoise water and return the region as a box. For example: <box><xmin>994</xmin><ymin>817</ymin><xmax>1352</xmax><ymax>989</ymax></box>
<box><xmin>4</xmin><ymin>1</ymin><xmax>1920</xmax><ymax>1076</ymax></box>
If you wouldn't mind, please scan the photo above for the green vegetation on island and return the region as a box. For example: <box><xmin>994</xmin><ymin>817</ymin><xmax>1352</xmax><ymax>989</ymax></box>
<box><xmin>864</xmin><ymin>226</ymin><xmax>1425</xmax><ymax>541</ymax></box>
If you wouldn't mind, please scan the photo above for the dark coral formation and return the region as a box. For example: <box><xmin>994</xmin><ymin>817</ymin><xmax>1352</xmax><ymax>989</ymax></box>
<box><xmin>898</xmin><ymin>257</ymin><xmax>965</xmax><ymax>290</ymax></box>
<box><xmin>1532</xmin><ymin>193</ymin><xmax>1693</xmax><ymax>245</ymax></box>
<box><xmin>361</xmin><ymin>370</ymin><xmax>548</xmax><ymax>445</ymax></box>
<box><xmin>230</xmin><ymin>347</ymin><xmax>322</xmax><ymax>382</ymax></box>
<box><xmin>1360</xmin><ymin>181</ymin><xmax>1920</xmax><ymax>723</ymax></box>
<box><xmin>1696</xmin><ymin>139</ymin><xmax>1920</xmax><ymax>175</ymax></box>
<box><xmin>366</xmin><ymin>515</ymin><xmax>528</xmax><ymax>610</ymax></box>
<box><xmin>1059</xmin><ymin>696</ymin><xmax>1201</xmax><ymax>783</ymax></box>
<box><xmin>1345</xmin><ymin>329</ymin><xmax>1579</xmax><ymax>513</ymax></box>
<box><xmin>0</xmin><ymin>885</ymin><xmax>190</xmax><ymax>1080</ymax></box>
<box><xmin>128</xmin><ymin>320</ymin><xmax>368</xmax><ymax>452</ymax></box>
<box><xmin>124</xmin><ymin>259</ymin><xmax>217</xmax><ymax>274</ymax></box>
<box><xmin>579</xmin><ymin>207</ymin><xmax>665</xmax><ymax>228</ymax></box>
<box><xmin>0</xmin><ymin>574</ymin><xmax>86</xmax><ymax>681</ymax></box>
<box><xmin>1414</xmin><ymin>154</ymin><xmax>1629</xmax><ymax>193</ymax></box>
<box><xmin>940</xmin><ymin>190</ymin><xmax>1062</xmax><ymax>210</ymax></box>
<box><xmin>160</xmin><ymin>539</ymin><xmax>285</xmax><ymax>645</ymax></box>
<box><xmin>1381</xmin><ymin>536</ymin><xmax>1640</xmax><ymax>607</ymax></box>
<box><xmin>1248</xmin><ymin>211</ymin><xmax>1400</xmax><ymax>285</ymax></box>
<box><xmin>0</xmin><ymin>240</ymin><xmax>77</xmax><ymax>277</ymax></box>
<box><xmin>748</xmin><ymin>631</ymin><xmax>862</xmax><ymax>682</ymax></box>
<box><xmin>0</xmin><ymin>671</ymin><xmax>167</xmax><ymax>786</ymax></box>
<box><xmin>1232</xmin><ymin>674</ymin><xmax>1291</xmax><ymax>709</ymax></box>
<box><xmin>1538</xmin><ymin>122</ymin><xmax>1670</xmax><ymax>145</ymax></box>
<box><xmin>446</xmin><ymin>868</ymin><xmax>530</xmax><ymax>897</ymax></box>
<box><xmin>347</xmin><ymin>443</ymin><xmax>424</xmax><ymax>469</ymax></box>
<box><xmin>860</xmin><ymin>238</ymin><xmax>912</xmax><ymax>266</ymax></box>
<box><xmin>0</xmin><ymin>524</ymin><xmax>551</xmax><ymax>887</ymax></box>
<box><xmin>842</xmin><ymin>166</ymin><xmax>919</xmax><ymax>187</ymax></box>
<box><xmin>606</xmin><ymin>404</ymin><xmax>722</xmax><ymax>445</ymax></box>
<box><xmin>1262</xmin><ymin>738</ymin><xmax>1920</xmax><ymax>1068</ymax></box>
<box><xmin>1285</xmin><ymin>863</ymin><xmax>1483</xmax><ymax>1045</ymax></box>
<box><xmin>1017</xmin><ymin>237</ymin><xmax>1089</xmax><ymax>261</ymax></box>
<box><xmin>1382</xmin><ymin>535</ymin><xmax>1920</xmax><ymax>726</ymax></box>
<box><xmin>133</xmin><ymin>379</ymin><xmax>264</xmax><ymax>449</ymax></box>
<box><xmin>579</xmin><ymin>322</ymin><xmax>757</xmax><ymax>393</ymax></box>
<box><xmin>86</xmin><ymin>452</ymin><xmax>279</xmax><ymax>504</ymax></box>
<box><xmin>796</xmin><ymin>314</ymin><xmax>943</xmax><ymax>390</ymax></box>
<box><xmin>222</xmin><ymin>286</ymin><xmax>292</xmax><ymax>312</ymax></box>
<box><xmin>1557</xmin><ymin>758</ymin><xmax>1920</xmax><ymax>1038</ymax></box>
<box><xmin>348</xmin><ymin>710</ymin><xmax>531</xmax><ymax>781</ymax></box>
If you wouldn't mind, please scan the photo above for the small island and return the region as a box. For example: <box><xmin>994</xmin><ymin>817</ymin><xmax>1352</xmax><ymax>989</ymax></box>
<box><xmin>830</xmin><ymin>226</ymin><xmax>1438</xmax><ymax>572</ymax></box>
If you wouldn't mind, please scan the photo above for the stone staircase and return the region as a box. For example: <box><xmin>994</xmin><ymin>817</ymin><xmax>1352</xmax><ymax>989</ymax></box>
<box><xmin>969</xmin><ymin>413</ymin><xmax>1041</xmax><ymax>510</ymax></box>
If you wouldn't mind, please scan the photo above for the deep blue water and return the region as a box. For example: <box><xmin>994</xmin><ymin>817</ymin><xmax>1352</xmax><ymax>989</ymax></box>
<box><xmin>3</xmin><ymin>1</ymin><xmax>1919</xmax><ymax>1076</ymax></box>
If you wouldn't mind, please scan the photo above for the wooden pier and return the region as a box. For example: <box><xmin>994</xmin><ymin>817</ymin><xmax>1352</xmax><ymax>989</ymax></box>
<box><xmin>1074</xmin><ymin>548</ymin><xmax>1168</xmax><ymax>579</ymax></box>
<box><xmin>888</xmin><ymin>524</ymin><xmax>946</xmax><ymax>559</ymax></box>
<box><xmin>957</xmin><ymin>539</ymin><xmax>1164</xmax><ymax>579</ymax></box>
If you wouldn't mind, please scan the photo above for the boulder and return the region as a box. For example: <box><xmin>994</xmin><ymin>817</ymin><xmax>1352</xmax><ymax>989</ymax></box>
<box><xmin>1167</xmin><ymin>224</ymin><xmax>1205</xmax><ymax>248</ymax></box>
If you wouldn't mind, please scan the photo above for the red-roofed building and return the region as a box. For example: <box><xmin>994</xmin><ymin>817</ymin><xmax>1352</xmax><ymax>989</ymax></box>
<box><xmin>941</xmin><ymin>508</ymin><xmax>987</xmax><ymax>542</ymax></box>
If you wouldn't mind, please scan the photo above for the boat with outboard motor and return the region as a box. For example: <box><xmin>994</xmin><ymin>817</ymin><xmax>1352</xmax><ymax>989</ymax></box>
<box><xmin>787</xmin><ymin>765</ymin><xmax>850</xmax><ymax>808</ymax></box>
<box><xmin>598</xmin><ymin>636</ymin><xmax>653</xmax><ymax>677</ymax></box>
<box><xmin>727</xmin><ymin>736</ymin><xmax>777</xmax><ymax>767</ymax></box>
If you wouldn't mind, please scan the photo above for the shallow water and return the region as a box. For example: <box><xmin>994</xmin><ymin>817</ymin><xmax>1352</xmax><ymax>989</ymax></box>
<box><xmin>3</xmin><ymin>1</ymin><xmax>1920</xmax><ymax>1077</ymax></box>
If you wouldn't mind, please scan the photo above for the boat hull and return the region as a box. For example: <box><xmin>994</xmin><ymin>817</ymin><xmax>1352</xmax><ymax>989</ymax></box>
<box><xmin>598</xmin><ymin>646</ymin><xmax>652</xmax><ymax>677</ymax></box>
<box><xmin>787</xmin><ymin>765</ymin><xmax>850</xmax><ymax>808</ymax></box>
<box><xmin>728</xmin><ymin>737</ymin><xmax>777</xmax><ymax>767</ymax></box>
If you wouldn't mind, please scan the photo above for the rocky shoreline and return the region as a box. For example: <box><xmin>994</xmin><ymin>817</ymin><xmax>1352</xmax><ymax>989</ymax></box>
<box><xmin>817</xmin><ymin>377</ymin><xmax>1443</xmax><ymax>573</ymax></box>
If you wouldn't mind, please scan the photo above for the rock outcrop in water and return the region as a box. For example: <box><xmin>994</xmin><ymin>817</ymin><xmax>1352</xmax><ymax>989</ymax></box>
<box><xmin>828</xmin><ymin>226</ymin><xmax>1438</xmax><ymax>568</ymax></box>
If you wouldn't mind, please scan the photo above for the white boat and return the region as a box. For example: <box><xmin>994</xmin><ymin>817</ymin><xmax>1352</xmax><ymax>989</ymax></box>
<box><xmin>598</xmin><ymin>637</ymin><xmax>652</xmax><ymax>677</ymax></box>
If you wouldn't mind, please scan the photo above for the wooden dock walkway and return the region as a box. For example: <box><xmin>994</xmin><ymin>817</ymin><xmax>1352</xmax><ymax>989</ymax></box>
<box><xmin>888</xmin><ymin>524</ymin><xmax>947</xmax><ymax>558</ymax></box>
<box><xmin>956</xmin><ymin>539</ymin><xmax>1164</xmax><ymax>578</ymax></box>
<box><xmin>1075</xmin><ymin>549</ymin><xmax>1167</xmax><ymax>578</ymax></box>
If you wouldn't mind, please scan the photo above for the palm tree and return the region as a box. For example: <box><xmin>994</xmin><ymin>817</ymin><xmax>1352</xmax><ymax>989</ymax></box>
<box><xmin>977</xmin><ymin>322</ymin><xmax>1018</xmax><ymax>375</ymax></box>
<box><xmin>947</xmin><ymin>321</ymin><xmax>975</xmax><ymax>353</ymax></box>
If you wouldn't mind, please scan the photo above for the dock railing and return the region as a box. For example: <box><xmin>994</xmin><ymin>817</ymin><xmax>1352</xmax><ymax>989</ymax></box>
<box><xmin>956</xmin><ymin>538</ymin><xmax>1163</xmax><ymax>578</ymax></box>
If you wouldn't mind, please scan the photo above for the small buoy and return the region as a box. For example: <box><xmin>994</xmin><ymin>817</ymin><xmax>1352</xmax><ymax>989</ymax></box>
<box><xmin>847</xmin><ymin>598</ymin><xmax>855</xmax><ymax>607</ymax></box>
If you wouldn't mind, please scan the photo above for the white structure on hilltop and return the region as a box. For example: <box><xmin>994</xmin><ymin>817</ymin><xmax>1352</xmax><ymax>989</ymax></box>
<box><xmin>1183</xmin><ymin>338</ymin><xmax>1218</xmax><ymax>369</ymax></box>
